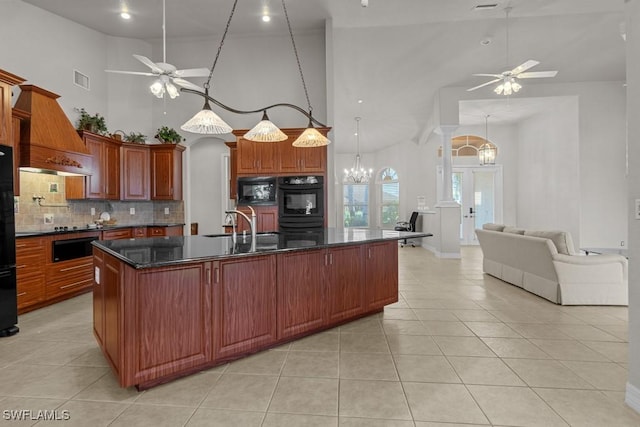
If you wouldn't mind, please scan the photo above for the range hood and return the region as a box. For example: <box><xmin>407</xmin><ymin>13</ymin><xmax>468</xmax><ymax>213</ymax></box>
<box><xmin>14</xmin><ymin>85</ymin><xmax>92</xmax><ymax>176</ymax></box>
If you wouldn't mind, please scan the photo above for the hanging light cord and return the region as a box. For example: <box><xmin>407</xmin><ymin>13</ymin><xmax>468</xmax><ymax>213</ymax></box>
<box><xmin>356</xmin><ymin>117</ymin><xmax>361</xmax><ymax>155</ymax></box>
<box><xmin>179</xmin><ymin>0</ymin><xmax>326</xmax><ymax>127</ymax></box>
<box><xmin>203</xmin><ymin>0</ymin><xmax>238</xmax><ymax>90</ymax></box>
<box><xmin>282</xmin><ymin>0</ymin><xmax>312</xmax><ymax>115</ymax></box>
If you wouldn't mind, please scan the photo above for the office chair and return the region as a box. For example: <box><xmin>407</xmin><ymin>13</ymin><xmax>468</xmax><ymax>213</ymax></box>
<box><xmin>394</xmin><ymin>211</ymin><xmax>419</xmax><ymax>247</ymax></box>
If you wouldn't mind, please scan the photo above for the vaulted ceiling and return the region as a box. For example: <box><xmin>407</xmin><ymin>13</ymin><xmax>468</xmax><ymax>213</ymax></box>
<box><xmin>21</xmin><ymin>0</ymin><xmax>627</xmax><ymax>153</ymax></box>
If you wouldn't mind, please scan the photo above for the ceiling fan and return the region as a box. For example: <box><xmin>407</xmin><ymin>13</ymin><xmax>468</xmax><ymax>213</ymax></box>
<box><xmin>467</xmin><ymin>7</ymin><xmax>558</xmax><ymax>95</ymax></box>
<box><xmin>105</xmin><ymin>0</ymin><xmax>209</xmax><ymax>98</ymax></box>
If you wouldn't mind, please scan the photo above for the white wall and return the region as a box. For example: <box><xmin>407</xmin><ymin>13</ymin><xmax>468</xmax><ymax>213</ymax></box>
<box><xmin>516</xmin><ymin>97</ymin><xmax>581</xmax><ymax>247</ymax></box>
<box><xmin>626</xmin><ymin>0</ymin><xmax>640</xmax><ymax>412</ymax></box>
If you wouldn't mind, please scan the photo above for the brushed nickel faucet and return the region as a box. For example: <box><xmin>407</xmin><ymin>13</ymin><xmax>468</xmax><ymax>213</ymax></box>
<box><xmin>224</xmin><ymin>206</ymin><xmax>257</xmax><ymax>252</ymax></box>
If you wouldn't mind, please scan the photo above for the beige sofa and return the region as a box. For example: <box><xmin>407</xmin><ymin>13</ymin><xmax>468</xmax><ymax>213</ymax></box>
<box><xmin>476</xmin><ymin>224</ymin><xmax>628</xmax><ymax>305</ymax></box>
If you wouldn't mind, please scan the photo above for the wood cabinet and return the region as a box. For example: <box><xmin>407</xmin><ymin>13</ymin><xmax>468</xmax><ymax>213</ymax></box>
<box><xmin>277</xmin><ymin>131</ymin><xmax>327</xmax><ymax>174</ymax></box>
<box><xmin>235</xmin><ymin>136</ymin><xmax>278</xmax><ymax>175</ymax></box>
<box><xmin>224</xmin><ymin>141</ymin><xmax>238</xmax><ymax>200</ymax></box>
<box><xmin>132</xmin><ymin>226</ymin><xmax>147</xmax><ymax>238</ymax></box>
<box><xmin>150</xmin><ymin>144</ymin><xmax>184</xmax><ymax>200</ymax></box>
<box><xmin>66</xmin><ymin>131</ymin><xmax>121</xmax><ymax>200</ymax></box>
<box><xmin>45</xmin><ymin>256</ymin><xmax>94</xmax><ymax>299</ymax></box>
<box><xmin>147</xmin><ymin>225</ymin><xmax>183</xmax><ymax>237</ymax></box>
<box><xmin>236</xmin><ymin>205</ymin><xmax>278</xmax><ymax>233</ymax></box>
<box><xmin>0</xmin><ymin>70</ymin><xmax>25</xmax><ymax>149</ymax></box>
<box><xmin>276</xmin><ymin>249</ymin><xmax>326</xmax><ymax>339</ymax></box>
<box><xmin>365</xmin><ymin>241</ymin><xmax>399</xmax><ymax>309</ymax></box>
<box><xmin>326</xmin><ymin>244</ymin><xmax>365</xmax><ymax>323</ymax></box>
<box><xmin>121</xmin><ymin>143</ymin><xmax>150</xmax><ymax>200</ymax></box>
<box><xmin>213</xmin><ymin>255</ymin><xmax>277</xmax><ymax>360</ymax></box>
<box><xmin>11</xmin><ymin>109</ymin><xmax>29</xmax><ymax>195</ymax></box>
<box><xmin>15</xmin><ymin>236</ymin><xmax>46</xmax><ymax>311</ymax></box>
<box><xmin>102</xmin><ymin>228</ymin><xmax>133</xmax><ymax>241</ymax></box>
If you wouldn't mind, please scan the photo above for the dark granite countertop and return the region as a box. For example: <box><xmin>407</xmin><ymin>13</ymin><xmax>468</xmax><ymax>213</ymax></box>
<box><xmin>15</xmin><ymin>223</ymin><xmax>184</xmax><ymax>238</ymax></box>
<box><xmin>92</xmin><ymin>228</ymin><xmax>431</xmax><ymax>269</ymax></box>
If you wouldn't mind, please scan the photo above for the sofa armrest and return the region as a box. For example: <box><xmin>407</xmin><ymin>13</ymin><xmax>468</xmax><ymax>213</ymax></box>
<box><xmin>553</xmin><ymin>253</ymin><xmax>628</xmax><ymax>281</ymax></box>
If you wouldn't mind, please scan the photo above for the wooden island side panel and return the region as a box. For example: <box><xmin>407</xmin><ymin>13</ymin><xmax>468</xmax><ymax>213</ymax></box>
<box><xmin>94</xmin><ymin>240</ymin><xmax>400</xmax><ymax>389</ymax></box>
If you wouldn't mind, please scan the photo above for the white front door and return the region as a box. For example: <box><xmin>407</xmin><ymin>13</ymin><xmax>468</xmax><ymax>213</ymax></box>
<box><xmin>438</xmin><ymin>166</ymin><xmax>503</xmax><ymax>245</ymax></box>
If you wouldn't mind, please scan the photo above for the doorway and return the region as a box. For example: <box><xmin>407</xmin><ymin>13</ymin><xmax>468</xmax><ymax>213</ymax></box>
<box><xmin>438</xmin><ymin>166</ymin><xmax>503</xmax><ymax>245</ymax></box>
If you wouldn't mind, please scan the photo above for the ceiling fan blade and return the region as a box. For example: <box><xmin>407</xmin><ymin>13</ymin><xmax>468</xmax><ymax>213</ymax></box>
<box><xmin>517</xmin><ymin>70</ymin><xmax>558</xmax><ymax>79</ymax></box>
<box><xmin>172</xmin><ymin>78</ymin><xmax>203</xmax><ymax>91</ymax></box>
<box><xmin>511</xmin><ymin>60</ymin><xmax>540</xmax><ymax>75</ymax></box>
<box><xmin>174</xmin><ymin>68</ymin><xmax>210</xmax><ymax>78</ymax></box>
<box><xmin>105</xmin><ymin>70</ymin><xmax>157</xmax><ymax>76</ymax></box>
<box><xmin>467</xmin><ymin>78</ymin><xmax>502</xmax><ymax>92</ymax></box>
<box><xmin>133</xmin><ymin>54</ymin><xmax>164</xmax><ymax>74</ymax></box>
<box><xmin>472</xmin><ymin>73</ymin><xmax>503</xmax><ymax>78</ymax></box>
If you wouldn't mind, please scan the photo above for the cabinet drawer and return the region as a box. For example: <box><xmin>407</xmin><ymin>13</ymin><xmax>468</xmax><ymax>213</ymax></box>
<box><xmin>16</xmin><ymin>237</ymin><xmax>47</xmax><ymax>255</ymax></box>
<box><xmin>132</xmin><ymin>227</ymin><xmax>147</xmax><ymax>238</ymax></box>
<box><xmin>17</xmin><ymin>274</ymin><xmax>45</xmax><ymax>309</ymax></box>
<box><xmin>102</xmin><ymin>228</ymin><xmax>133</xmax><ymax>240</ymax></box>
<box><xmin>147</xmin><ymin>227</ymin><xmax>166</xmax><ymax>237</ymax></box>
<box><xmin>46</xmin><ymin>276</ymin><xmax>94</xmax><ymax>299</ymax></box>
<box><xmin>46</xmin><ymin>258</ymin><xmax>94</xmax><ymax>284</ymax></box>
<box><xmin>16</xmin><ymin>253</ymin><xmax>45</xmax><ymax>277</ymax></box>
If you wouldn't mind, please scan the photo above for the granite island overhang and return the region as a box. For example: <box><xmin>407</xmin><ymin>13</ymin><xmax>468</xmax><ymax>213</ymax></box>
<box><xmin>91</xmin><ymin>228</ymin><xmax>430</xmax><ymax>390</ymax></box>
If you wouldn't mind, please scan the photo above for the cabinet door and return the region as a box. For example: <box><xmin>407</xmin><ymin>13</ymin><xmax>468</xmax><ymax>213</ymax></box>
<box><xmin>93</xmin><ymin>250</ymin><xmax>105</xmax><ymax>346</ymax></box>
<box><xmin>128</xmin><ymin>262</ymin><xmax>212</xmax><ymax>384</ymax></box>
<box><xmin>278</xmin><ymin>141</ymin><xmax>326</xmax><ymax>174</ymax></box>
<box><xmin>16</xmin><ymin>237</ymin><xmax>47</xmax><ymax>312</ymax></box>
<box><xmin>85</xmin><ymin>137</ymin><xmax>104</xmax><ymax>198</ymax></box>
<box><xmin>213</xmin><ymin>255</ymin><xmax>277</xmax><ymax>359</ymax></box>
<box><xmin>327</xmin><ymin>245</ymin><xmax>365</xmax><ymax>323</ymax></box>
<box><xmin>236</xmin><ymin>206</ymin><xmax>278</xmax><ymax>233</ymax></box>
<box><xmin>150</xmin><ymin>145</ymin><xmax>183</xmax><ymax>200</ymax></box>
<box><xmin>277</xmin><ymin>140</ymin><xmax>299</xmax><ymax>173</ymax></box>
<box><xmin>121</xmin><ymin>144</ymin><xmax>149</xmax><ymax>200</ymax></box>
<box><xmin>365</xmin><ymin>241</ymin><xmax>399</xmax><ymax>309</ymax></box>
<box><xmin>236</xmin><ymin>139</ymin><xmax>257</xmax><ymax>174</ymax></box>
<box><xmin>11</xmin><ymin>110</ymin><xmax>29</xmax><ymax>196</ymax></box>
<box><xmin>301</xmin><ymin>146</ymin><xmax>326</xmax><ymax>173</ymax></box>
<box><xmin>277</xmin><ymin>249</ymin><xmax>326</xmax><ymax>339</ymax></box>
<box><xmin>103</xmin><ymin>141</ymin><xmax>120</xmax><ymax>199</ymax></box>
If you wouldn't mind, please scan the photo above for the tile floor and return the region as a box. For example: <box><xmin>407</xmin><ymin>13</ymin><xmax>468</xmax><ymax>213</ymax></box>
<box><xmin>1</xmin><ymin>246</ymin><xmax>640</xmax><ymax>426</ymax></box>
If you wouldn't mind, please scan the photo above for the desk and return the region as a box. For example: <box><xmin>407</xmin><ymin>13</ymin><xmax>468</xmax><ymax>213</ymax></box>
<box><xmin>581</xmin><ymin>247</ymin><xmax>628</xmax><ymax>258</ymax></box>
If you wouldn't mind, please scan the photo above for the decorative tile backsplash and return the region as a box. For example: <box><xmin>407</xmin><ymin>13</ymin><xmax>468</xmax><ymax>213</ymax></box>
<box><xmin>15</xmin><ymin>171</ymin><xmax>184</xmax><ymax>231</ymax></box>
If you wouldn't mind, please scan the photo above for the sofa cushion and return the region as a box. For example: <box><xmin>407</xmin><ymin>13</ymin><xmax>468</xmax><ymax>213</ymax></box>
<box><xmin>503</xmin><ymin>226</ymin><xmax>526</xmax><ymax>235</ymax></box>
<box><xmin>483</xmin><ymin>223</ymin><xmax>505</xmax><ymax>232</ymax></box>
<box><xmin>525</xmin><ymin>230</ymin><xmax>576</xmax><ymax>255</ymax></box>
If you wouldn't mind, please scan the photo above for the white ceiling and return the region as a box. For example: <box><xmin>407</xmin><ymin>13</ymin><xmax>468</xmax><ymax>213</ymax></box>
<box><xmin>21</xmin><ymin>0</ymin><xmax>628</xmax><ymax>153</ymax></box>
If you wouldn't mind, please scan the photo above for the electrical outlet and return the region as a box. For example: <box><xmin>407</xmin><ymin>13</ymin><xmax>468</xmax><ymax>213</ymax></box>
<box><xmin>90</xmin><ymin>207</ymin><xmax>95</xmax><ymax>216</ymax></box>
<box><xmin>130</xmin><ymin>207</ymin><xmax>135</xmax><ymax>215</ymax></box>
<box><xmin>621</xmin><ymin>241</ymin><xmax>625</xmax><ymax>247</ymax></box>
<box><xmin>164</xmin><ymin>207</ymin><xmax>170</xmax><ymax>215</ymax></box>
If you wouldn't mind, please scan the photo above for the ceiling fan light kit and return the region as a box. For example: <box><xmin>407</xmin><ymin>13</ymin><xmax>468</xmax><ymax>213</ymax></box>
<box><xmin>467</xmin><ymin>7</ymin><xmax>558</xmax><ymax>95</ymax></box>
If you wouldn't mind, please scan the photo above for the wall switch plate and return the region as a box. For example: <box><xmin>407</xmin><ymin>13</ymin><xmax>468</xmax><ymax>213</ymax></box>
<box><xmin>164</xmin><ymin>207</ymin><xmax>170</xmax><ymax>215</ymax></box>
<box><xmin>636</xmin><ymin>199</ymin><xmax>640</xmax><ymax>220</ymax></box>
<box><xmin>90</xmin><ymin>207</ymin><xmax>95</xmax><ymax>216</ymax></box>
<box><xmin>130</xmin><ymin>207</ymin><xmax>135</xmax><ymax>215</ymax></box>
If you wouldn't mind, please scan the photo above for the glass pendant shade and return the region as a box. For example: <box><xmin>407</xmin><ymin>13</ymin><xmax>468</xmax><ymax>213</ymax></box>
<box><xmin>292</xmin><ymin>119</ymin><xmax>330</xmax><ymax>147</ymax></box>
<box><xmin>479</xmin><ymin>144</ymin><xmax>497</xmax><ymax>165</ymax></box>
<box><xmin>165</xmin><ymin>82</ymin><xmax>180</xmax><ymax>99</ymax></box>
<box><xmin>181</xmin><ymin>98</ymin><xmax>233</xmax><ymax>134</ymax></box>
<box><xmin>150</xmin><ymin>79</ymin><xmax>165</xmax><ymax>98</ymax></box>
<box><xmin>494</xmin><ymin>78</ymin><xmax>521</xmax><ymax>96</ymax></box>
<box><xmin>243</xmin><ymin>111</ymin><xmax>288</xmax><ymax>142</ymax></box>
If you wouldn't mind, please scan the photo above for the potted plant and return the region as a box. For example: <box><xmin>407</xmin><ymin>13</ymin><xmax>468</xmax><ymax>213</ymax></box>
<box><xmin>155</xmin><ymin>126</ymin><xmax>184</xmax><ymax>144</ymax></box>
<box><xmin>75</xmin><ymin>108</ymin><xmax>109</xmax><ymax>135</ymax></box>
<box><xmin>123</xmin><ymin>132</ymin><xmax>147</xmax><ymax>144</ymax></box>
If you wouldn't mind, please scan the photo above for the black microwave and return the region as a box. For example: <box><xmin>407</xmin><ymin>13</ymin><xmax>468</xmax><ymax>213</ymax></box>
<box><xmin>237</xmin><ymin>176</ymin><xmax>276</xmax><ymax>205</ymax></box>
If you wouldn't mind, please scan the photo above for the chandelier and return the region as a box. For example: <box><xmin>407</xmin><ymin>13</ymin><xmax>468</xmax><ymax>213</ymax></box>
<box><xmin>180</xmin><ymin>0</ymin><xmax>330</xmax><ymax>147</ymax></box>
<box><xmin>344</xmin><ymin>117</ymin><xmax>373</xmax><ymax>183</ymax></box>
<box><xmin>479</xmin><ymin>115</ymin><xmax>497</xmax><ymax>165</ymax></box>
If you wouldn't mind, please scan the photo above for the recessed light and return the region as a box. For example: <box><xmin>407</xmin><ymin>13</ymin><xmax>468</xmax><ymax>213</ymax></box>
<box><xmin>358</xmin><ymin>99</ymin><xmax>363</xmax><ymax>104</ymax></box>
<box><xmin>120</xmin><ymin>12</ymin><xmax>131</xmax><ymax>20</ymax></box>
<box><xmin>262</xmin><ymin>15</ymin><xmax>271</xmax><ymax>23</ymax></box>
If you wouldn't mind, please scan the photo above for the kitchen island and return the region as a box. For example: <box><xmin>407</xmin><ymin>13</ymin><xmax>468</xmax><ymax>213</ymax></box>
<box><xmin>91</xmin><ymin>228</ymin><xmax>429</xmax><ymax>389</ymax></box>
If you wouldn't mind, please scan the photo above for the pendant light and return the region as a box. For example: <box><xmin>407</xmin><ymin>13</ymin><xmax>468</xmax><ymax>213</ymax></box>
<box><xmin>180</xmin><ymin>0</ymin><xmax>329</xmax><ymax>146</ymax></box>
<box><xmin>344</xmin><ymin>117</ymin><xmax>372</xmax><ymax>183</ymax></box>
<box><xmin>479</xmin><ymin>115</ymin><xmax>497</xmax><ymax>165</ymax></box>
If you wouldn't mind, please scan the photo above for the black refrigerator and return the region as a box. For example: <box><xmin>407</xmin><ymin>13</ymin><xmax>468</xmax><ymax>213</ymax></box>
<box><xmin>0</xmin><ymin>145</ymin><xmax>18</xmax><ymax>337</ymax></box>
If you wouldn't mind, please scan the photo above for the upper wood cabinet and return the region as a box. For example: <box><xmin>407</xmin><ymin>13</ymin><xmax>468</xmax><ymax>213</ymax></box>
<box><xmin>0</xmin><ymin>70</ymin><xmax>25</xmax><ymax>149</ymax></box>
<box><xmin>150</xmin><ymin>144</ymin><xmax>184</xmax><ymax>200</ymax></box>
<box><xmin>224</xmin><ymin>141</ymin><xmax>237</xmax><ymax>200</ymax></box>
<box><xmin>232</xmin><ymin>127</ymin><xmax>329</xmax><ymax>177</ymax></box>
<box><xmin>11</xmin><ymin>109</ymin><xmax>29</xmax><ymax>196</ymax></box>
<box><xmin>121</xmin><ymin>143</ymin><xmax>150</xmax><ymax>201</ymax></box>
<box><xmin>67</xmin><ymin>131</ymin><xmax>121</xmax><ymax>200</ymax></box>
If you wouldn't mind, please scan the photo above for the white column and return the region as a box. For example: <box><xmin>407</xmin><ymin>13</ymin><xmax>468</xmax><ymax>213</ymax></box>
<box><xmin>438</xmin><ymin>125</ymin><xmax>457</xmax><ymax>203</ymax></box>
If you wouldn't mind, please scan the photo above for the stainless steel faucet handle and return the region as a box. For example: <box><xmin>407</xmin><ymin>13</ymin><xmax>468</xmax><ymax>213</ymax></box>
<box><xmin>247</xmin><ymin>205</ymin><xmax>256</xmax><ymax>217</ymax></box>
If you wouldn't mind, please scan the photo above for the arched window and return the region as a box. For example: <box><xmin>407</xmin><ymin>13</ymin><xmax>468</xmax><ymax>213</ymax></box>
<box><xmin>343</xmin><ymin>183</ymin><xmax>369</xmax><ymax>228</ymax></box>
<box><xmin>379</xmin><ymin>167</ymin><xmax>399</xmax><ymax>229</ymax></box>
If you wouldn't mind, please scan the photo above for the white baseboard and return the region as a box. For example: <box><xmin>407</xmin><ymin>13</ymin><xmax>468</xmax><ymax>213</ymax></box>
<box><xmin>421</xmin><ymin>243</ymin><xmax>461</xmax><ymax>259</ymax></box>
<box><xmin>626</xmin><ymin>382</ymin><xmax>640</xmax><ymax>414</ymax></box>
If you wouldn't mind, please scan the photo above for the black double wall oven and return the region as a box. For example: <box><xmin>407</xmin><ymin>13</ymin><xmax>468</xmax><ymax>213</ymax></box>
<box><xmin>277</xmin><ymin>176</ymin><xmax>324</xmax><ymax>229</ymax></box>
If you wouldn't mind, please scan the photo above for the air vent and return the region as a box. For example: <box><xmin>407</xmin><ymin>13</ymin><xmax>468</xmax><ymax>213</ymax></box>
<box><xmin>474</xmin><ymin>3</ymin><xmax>499</xmax><ymax>10</ymax></box>
<box><xmin>73</xmin><ymin>70</ymin><xmax>90</xmax><ymax>90</ymax></box>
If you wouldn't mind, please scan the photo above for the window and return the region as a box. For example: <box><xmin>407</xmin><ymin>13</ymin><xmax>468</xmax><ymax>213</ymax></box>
<box><xmin>343</xmin><ymin>184</ymin><xmax>369</xmax><ymax>227</ymax></box>
<box><xmin>379</xmin><ymin>168</ymin><xmax>399</xmax><ymax>229</ymax></box>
